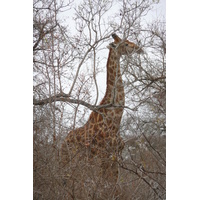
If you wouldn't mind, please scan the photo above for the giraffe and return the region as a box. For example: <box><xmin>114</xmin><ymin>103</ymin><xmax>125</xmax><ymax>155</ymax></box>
<box><xmin>60</xmin><ymin>33</ymin><xmax>143</xmax><ymax>197</ymax></box>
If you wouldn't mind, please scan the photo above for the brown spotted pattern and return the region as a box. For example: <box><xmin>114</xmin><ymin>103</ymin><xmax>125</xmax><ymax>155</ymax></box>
<box><xmin>60</xmin><ymin>33</ymin><xmax>143</xmax><ymax>183</ymax></box>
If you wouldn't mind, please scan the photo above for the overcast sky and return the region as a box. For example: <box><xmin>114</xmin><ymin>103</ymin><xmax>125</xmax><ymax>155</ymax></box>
<box><xmin>60</xmin><ymin>0</ymin><xmax>166</xmax><ymax>104</ymax></box>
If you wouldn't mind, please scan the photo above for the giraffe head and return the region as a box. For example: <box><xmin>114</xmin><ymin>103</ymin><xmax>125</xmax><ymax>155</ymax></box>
<box><xmin>107</xmin><ymin>33</ymin><xmax>143</xmax><ymax>55</ymax></box>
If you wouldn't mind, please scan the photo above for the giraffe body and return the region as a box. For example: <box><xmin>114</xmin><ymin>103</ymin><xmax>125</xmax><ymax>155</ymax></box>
<box><xmin>60</xmin><ymin>34</ymin><xmax>143</xmax><ymax>197</ymax></box>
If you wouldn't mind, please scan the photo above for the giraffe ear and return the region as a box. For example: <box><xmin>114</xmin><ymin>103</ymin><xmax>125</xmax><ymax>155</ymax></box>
<box><xmin>107</xmin><ymin>42</ymin><xmax>116</xmax><ymax>49</ymax></box>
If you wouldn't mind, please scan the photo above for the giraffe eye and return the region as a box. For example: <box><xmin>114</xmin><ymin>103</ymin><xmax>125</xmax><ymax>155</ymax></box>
<box><xmin>125</xmin><ymin>43</ymin><xmax>128</xmax><ymax>46</ymax></box>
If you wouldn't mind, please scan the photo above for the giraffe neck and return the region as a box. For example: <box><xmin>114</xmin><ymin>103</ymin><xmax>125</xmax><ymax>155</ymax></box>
<box><xmin>100</xmin><ymin>49</ymin><xmax>125</xmax><ymax>106</ymax></box>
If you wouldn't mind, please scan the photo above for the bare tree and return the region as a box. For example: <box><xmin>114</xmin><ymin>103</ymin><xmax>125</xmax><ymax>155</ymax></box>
<box><xmin>33</xmin><ymin>0</ymin><xmax>165</xmax><ymax>199</ymax></box>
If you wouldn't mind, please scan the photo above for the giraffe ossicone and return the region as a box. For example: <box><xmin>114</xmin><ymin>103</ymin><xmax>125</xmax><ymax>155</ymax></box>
<box><xmin>60</xmin><ymin>33</ymin><xmax>143</xmax><ymax>183</ymax></box>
